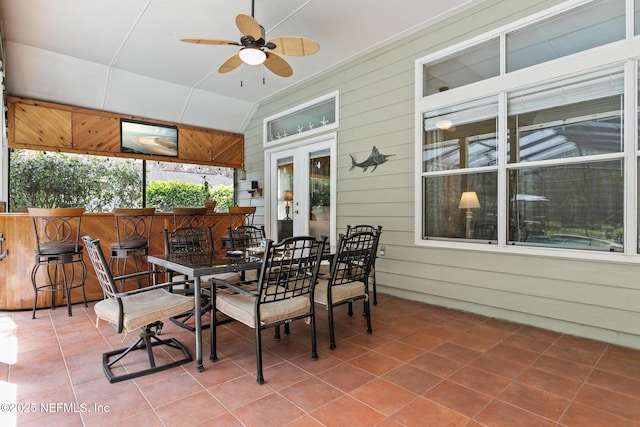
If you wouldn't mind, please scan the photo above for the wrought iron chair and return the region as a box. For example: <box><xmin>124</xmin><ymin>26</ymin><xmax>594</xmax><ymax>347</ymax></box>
<box><xmin>228</xmin><ymin>225</ymin><xmax>266</xmax><ymax>250</ymax></box>
<box><xmin>109</xmin><ymin>207</ymin><xmax>155</xmax><ymax>289</ymax></box>
<box><xmin>171</xmin><ymin>207</ymin><xmax>208</xmax><ymax>229</ymax></box>
<box><xmin>164</xmin><ymin>226</ymin><xmax>241</xmax><ymax>331</ymax></box>
<box><xmin>211</xmin><ymin>235</ymin><xmax>327</xmax><ymax>384</ymax></box>
<box><xmin>315</xmin><ymin>230</ymin><xmax>379</xmax><ymax>349</ymax></box>
<box><xmin>346</xmin><ymin>224</ymin><xmax>383</xmax><ymax>305</ymax></box>
<box><xmin>83</xmin><ymin>236</ymin><xmax>194</xmax><ymax>383</ymax></box>
<box><xmin>228</xmin><ymin>225</ymin><xmax>266</xmax><ymax>281</ymax></box>
<box><xmin>28</xmin><ymin>207</ymin><xmax>87</xmax><ymax>319</ymax></box>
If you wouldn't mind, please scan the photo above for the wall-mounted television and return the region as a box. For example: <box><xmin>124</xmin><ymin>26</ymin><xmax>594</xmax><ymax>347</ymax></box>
<box><xmin>120</xmin><ymin>119</ymin><xmax>178</xmax><ymax>157</ymax></box>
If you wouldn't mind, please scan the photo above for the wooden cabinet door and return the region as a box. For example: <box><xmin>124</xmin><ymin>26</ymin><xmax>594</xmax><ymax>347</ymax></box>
<box><xmin>210</xmin><ymin>133</ymin><xmax>244</xmax><ymax>167</ymax></box>
<box><xmin>179</xmin><ymin>128</ymin><xmax>213</xmax><ymax>163</ymax></box>
<box><xmin>72</xmin><ymin>113</ymin><xmax>121</xmax><ymax>153</ymax></box>
<box><xmin>13</xmin><ymin>103</ymin><xmax>72</xmax><ymax>149</ymax></box>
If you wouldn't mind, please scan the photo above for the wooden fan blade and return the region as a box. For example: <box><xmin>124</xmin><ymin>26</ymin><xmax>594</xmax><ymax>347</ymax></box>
<box><xmin>264</xmin><ymin>52</ymin><xmax>293</xmax><ymax>77</ymax></box>
<box><xmin>268</xmin><ymin>36</ymin><xmax>320</xmax><ymax>56</ymax></box>
<box><xmin>181</xmin><ymin>38</ymin><xmax>240</xmax><ymax>46</ymax></box>
<box><xmin>218</xmin><ymin>52</ymin><xmax>243</xmax><ymax>73</ymax></box>
<box><xmin>236</xmin><ymin>13</ymin><xmax>262</xmax><ymax>40</ymax></box>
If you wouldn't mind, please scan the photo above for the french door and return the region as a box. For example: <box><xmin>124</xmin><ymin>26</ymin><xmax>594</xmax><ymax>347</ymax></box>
<box><xmin>266</xmin><ymin>134</ymin><xmax>336</xmax><ymax>250</ymax></box>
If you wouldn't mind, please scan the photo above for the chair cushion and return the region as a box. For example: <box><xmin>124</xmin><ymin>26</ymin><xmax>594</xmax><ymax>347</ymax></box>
<box><xmin>110</xmin><ymin>237</ymin><xmax>148</xmax><ymax>250</ymax></box>
<box><xmin>216</xmin><ymin>292</ymin><xmax>311</xmax><ymax>328</ymax></box>
<box><xmin>94</xmin><ymin>288</ymin><xmax>194</xmax><ymax>332</ymax></box>
<box><xmin>314</xmin><ymin>279</ymin><xmax>366</xmax><ymax>306</ymax></box>
<box><xmin>38</xmin><ymin>242</ymin><xmax>79</xmax><ymax>255</ymax></box>
<box><xmin>205</xmin><ymin>272</ymin><xmax>242</xmax><ymax>284</ymax></box>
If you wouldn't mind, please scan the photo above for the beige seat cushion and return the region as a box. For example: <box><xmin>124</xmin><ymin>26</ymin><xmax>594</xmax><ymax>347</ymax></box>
<box><xmin>314</xmin><ymin>279</ymin><xmax>366</xmax><ymax>306</ymax></box>
<box><xmin>216</xmin><ymin>292</ymin><xmax>311</xmax><ymax>328</ymax></box>
<box><xmin>205</xmin><ymin>272</ymin><xmax>241</xmax><ymax>283</ymax></box>
<box><xmin>169</xmin><ymin>272</ymin><xmax>242</xmax><ymax>292</ymax></box>
<box><xmin>95</xmin><ymin>288</ymin><xmax>194</xmax><ymax>332</ymax></box>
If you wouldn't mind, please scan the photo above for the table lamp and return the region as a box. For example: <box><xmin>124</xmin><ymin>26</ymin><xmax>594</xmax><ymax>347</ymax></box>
<box><xmin>283</xmin><ymin>190</ymin><xmax>293</xmax><ymax>220</ymax></box>
<box><xmin>458</xmin><ymin>191</ymin><xmax>480</xmax><ymax>238</ymax></box>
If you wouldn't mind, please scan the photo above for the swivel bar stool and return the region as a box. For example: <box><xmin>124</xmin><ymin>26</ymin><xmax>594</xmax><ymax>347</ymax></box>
<box><xmin>172</xmin><ymin>207</ymin><xmax>208</xmax><ymax>230</ymax></box>
<box><xmin>28</xmin><ymin>207</ymin><xmax>87</xmax><ymax>319</ymax></box>
<box><xmin>110</xmin><ymin>207</ymin><xmax>155</xmax><ymax>290</ymax></box>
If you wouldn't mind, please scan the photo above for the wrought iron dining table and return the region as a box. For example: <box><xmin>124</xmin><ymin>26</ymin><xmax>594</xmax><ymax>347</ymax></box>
<box><xmin>147</xmin><ymin>251</ymin><xmax>262</xmax><ymax>372</ymax></box>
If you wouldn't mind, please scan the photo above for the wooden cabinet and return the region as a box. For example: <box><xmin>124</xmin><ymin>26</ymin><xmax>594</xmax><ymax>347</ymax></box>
<box><xmin>72</xmin><ymin>112</ymin><xmax>121</xmax><ymax>153</ymax></box>
<box><xmin>210</xmin><ymin>133</ymin><xmax>244</xmax><ymax>167</ymax></box>
<box><xmin>11</xmin><ymin>101</ymin><xmax>73</xmax><ymax>149</ymax></box>
<box><xmin>7</xmin><ymin>96</ymin><xmax>244</xmax><ymax>168</ymax></box>
<box><xmin>179</xmin><ymin>127</ymin><xmax>212</xmax><ymax>162</ymax></box>
<box><xmin>179</xmin><ymin>127</ymin><xmax>244</xmax><ymax>167</ymax></box>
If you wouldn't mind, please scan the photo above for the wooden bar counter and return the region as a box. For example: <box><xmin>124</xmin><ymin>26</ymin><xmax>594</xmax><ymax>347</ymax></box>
<box><xmin>0</xmin><ymin>211</ymin><xmax>241</xmax><ymax>311</ymax></box>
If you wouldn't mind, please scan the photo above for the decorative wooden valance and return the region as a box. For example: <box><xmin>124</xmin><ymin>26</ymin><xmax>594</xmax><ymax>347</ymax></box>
<box><xmin>6</xmin><ymin>96</ymin><xmax>244</xmax><ymax>168</ymax></box>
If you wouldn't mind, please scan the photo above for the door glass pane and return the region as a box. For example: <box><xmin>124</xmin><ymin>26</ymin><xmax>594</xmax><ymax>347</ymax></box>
<box><xmin>309</xmin><ymin>149</ymin><xmax>330</xmax><ymax>241</ymax></box>
<box><xmin>277</xmin><ymin>156</ymin><xmax>294</xmax><ymax>240</ymax></box>
<box><xmin>636</xmin><ymin>0</ymin><xmax>640</xmax><ymax>35</ymax></box>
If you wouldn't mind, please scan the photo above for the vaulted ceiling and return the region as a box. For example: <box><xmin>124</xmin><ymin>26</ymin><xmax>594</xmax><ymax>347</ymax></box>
<box><xmin>1</xmin><ymin>0</ymin><xmax>477</xmax><ymax>134</ymax></box>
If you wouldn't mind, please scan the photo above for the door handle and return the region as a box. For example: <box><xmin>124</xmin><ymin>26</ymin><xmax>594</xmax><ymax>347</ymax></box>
<box><xmin>0</xmin><ymin>233</ymin><xmax>7</xmax><ymax>261</ymax></box>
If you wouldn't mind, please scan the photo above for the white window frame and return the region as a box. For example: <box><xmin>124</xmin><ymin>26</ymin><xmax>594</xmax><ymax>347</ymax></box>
<box><xmin>263</xmin><ymin>91</ymin><xmax>339</xmax><ymax>148</ymax></box>
<box><xmin>414</xmin><ymin>0</ymin><xmax>640</xmax><ymax>262</ymax></box>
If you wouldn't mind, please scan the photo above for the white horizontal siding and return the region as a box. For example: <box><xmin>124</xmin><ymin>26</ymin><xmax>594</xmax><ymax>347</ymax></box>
<box><xmin>245</xmin><ymin>0</ymin><xmax>640</xmax><ymax>348</ymax></box>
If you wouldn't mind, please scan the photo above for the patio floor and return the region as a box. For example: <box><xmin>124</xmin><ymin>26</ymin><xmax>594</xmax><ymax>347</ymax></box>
<box><xmin>1</xmin><ymin>294</ymin><xmax>639</xmax><ymax>426</ymax></box>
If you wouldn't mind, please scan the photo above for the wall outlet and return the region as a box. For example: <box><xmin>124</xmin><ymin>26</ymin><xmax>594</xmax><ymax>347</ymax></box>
<box><xmin>379</xmin><ymin>246</ymin><xmax>385</xmax><ymax>256</ymax></box>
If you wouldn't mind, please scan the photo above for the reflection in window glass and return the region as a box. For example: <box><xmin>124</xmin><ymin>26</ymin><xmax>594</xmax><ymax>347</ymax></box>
<box><xmin>423</xmin><ymin>97</ymin><xmax>498</xmax><ymax>172</ymax></box>
<box><xmin>508</xmin><ymin>161</ymin><xmax>623</xmax><ymax>251</ymax></box>
<box><xmin>636</xmin><ymin>0</ymin><xmax>640</xmax><ymax>35</ymax></box>
<box><xmin>508</xmin><ymin>69</ymin><xmax>624</xmax><ymax>163</ymax></box>
<box><xmin>423</xmin><ymin>172</ymin><xmax>498</xmax><ymax>241</ymax></box>
<box><xmin>506</xmin><ymin>0</ymin><xmax>625</xmax><ymax>72</ymax></box>
<box><xmin>309</xmin><ymin>149</ymin><xmax>330</xmax><ymax>242</ymax></box>
<box><xmin>423</xmin><ymin>38</ymin><xmax>500</xmax><ymax>96</ymax></box>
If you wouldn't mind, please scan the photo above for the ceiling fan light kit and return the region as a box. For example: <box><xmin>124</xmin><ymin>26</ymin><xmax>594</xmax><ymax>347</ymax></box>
<box><xmin>239</xmin><ymin>47</ymin><xmax>266</xmax><ymax>65</ymax></box>
<box><xmin>180</xmin><ymin>0</ymin><xmax>319</xmax><ymax>78</ymax></box>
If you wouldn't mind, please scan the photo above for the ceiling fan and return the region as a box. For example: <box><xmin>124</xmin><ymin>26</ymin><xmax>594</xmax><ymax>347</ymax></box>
<box><xmin>180</xmin><ymin>0</ymin><xmax>319</xmax><ymax>78</ymax></box>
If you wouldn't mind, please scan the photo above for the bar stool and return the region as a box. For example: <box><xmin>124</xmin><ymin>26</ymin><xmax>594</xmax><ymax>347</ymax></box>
<box><xmin>172</xmin><ymin>207</ymin><xmax>208</xmax><ymax>229</ymax></box>
<box><xmin>222</xmin><ymin>206</ymin><xmax>257</xmax><ymax>249</ymax></box>
<box><xmin>228</xmin><ymin>206</ymin><xmax>256</xmax><ymax>228</ymax></box>
<box><xmin>28</xmin><ymin>207</ymin><xmax>87</xmax><ymax>319</ymax></box>
<box><xmin>109</xmin><ymin>208</ymin><xmax>155</xmax><ymax>289</ymax></box>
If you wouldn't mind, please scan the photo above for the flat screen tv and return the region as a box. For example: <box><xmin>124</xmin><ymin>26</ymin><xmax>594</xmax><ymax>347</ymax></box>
<box><xmin>120</xmin><ymin>119</ymin><xmax>178</xmax><ymax>157</ymax></box>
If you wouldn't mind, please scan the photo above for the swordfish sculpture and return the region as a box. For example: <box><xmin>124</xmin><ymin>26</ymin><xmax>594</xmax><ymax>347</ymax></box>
<box><xmin>349</xmin><ymin>146</ymin><xmax>395</xmax><ymax>172</ymax></box>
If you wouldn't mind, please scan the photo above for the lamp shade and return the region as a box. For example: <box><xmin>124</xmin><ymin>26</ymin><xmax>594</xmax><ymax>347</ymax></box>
<box><xmin>239</xmin><ymin>47</ymin><xmax>266</xmax><ymax>65</ymax></box>
<box><xmin>283</xmin><ymin>190</ymin><xmax>293</xmax><ymax>201</ymax></box>
<box><xmin>458</xmin><ymin>191</ymin><xmax>480</xmax><ymax>209</ymax></box>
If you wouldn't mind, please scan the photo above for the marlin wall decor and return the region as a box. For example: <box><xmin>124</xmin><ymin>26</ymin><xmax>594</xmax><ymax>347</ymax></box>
<box><xmin>349</xmin><ymin>146</ymin><xmax>394</xmax><ymax>172</ymax></box>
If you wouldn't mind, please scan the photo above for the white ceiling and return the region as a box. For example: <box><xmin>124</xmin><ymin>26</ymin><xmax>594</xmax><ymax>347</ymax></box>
<box><xmin>0</xmin><ymin>0</ymin><xmax>477</xmax><ymax>134</ymax></box>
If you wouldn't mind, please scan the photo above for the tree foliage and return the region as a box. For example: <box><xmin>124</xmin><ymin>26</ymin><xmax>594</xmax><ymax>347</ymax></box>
<box><xmin>10</xmin><ymin>151</ymin><xmax>141</xmax><ymax>211</ymax></box>
<box><xmin>9</xmin><ymin>150</ymin><xmax>235</xmax><ymax>212</ymax></box>
<box><xmin>146</xmin><ymin>181</ymin><xmax>233</xmax><ymax>212</ymax></box>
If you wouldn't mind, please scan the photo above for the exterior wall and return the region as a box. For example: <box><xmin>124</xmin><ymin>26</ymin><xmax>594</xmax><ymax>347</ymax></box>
<box><xmin>245</xmin><ymin>0</ymin><xmax>640</xmax><ymax>348</ymax></box>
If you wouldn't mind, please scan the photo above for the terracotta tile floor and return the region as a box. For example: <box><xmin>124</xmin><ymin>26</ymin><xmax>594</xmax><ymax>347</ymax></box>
<box><xmin>1</xmin><ymin>294</ymin><xmax>639</xmax><ymax>426</ymax></box>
